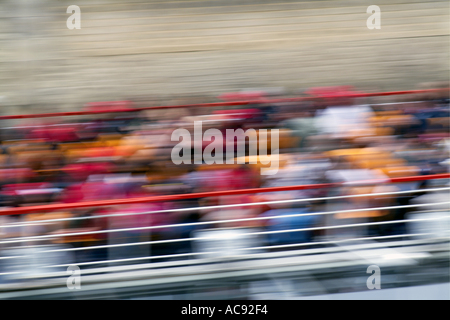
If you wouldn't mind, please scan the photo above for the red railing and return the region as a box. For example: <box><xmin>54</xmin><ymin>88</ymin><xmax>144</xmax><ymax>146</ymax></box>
<box><xmin>0</xmin><ymin>173</ymin><xmax>448</xmax><ymax>216</ymax></box>
<box><xmin>0</xmin><ymin>88</ymin><xmax>447</xmax><ymax>120</ymax></box>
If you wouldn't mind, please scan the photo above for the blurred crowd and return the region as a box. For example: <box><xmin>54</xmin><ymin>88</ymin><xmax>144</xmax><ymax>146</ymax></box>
<box><xmin>0</xmin><ymin>87</ymin><xmax>448</xmax><ymax>266</ymax></box>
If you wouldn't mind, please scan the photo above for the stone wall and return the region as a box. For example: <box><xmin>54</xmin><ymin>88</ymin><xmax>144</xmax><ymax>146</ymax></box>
<box><xmin>0</xmin><ymin>0</ymin><xmax>448</xmax><ymax>115</ymax></box>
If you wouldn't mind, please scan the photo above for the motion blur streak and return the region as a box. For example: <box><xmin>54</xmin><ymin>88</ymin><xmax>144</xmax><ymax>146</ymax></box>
<box><xmin>0</xmin><ymin>0</ymin><xmax>449</xmax><ymax>299</ymax></box>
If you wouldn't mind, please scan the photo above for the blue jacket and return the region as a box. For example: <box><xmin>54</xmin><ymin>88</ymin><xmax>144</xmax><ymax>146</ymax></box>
<box><xmin>262</xmin><ymin>208</ymin><xmax>317</xmax><ymax>245</ymax></box>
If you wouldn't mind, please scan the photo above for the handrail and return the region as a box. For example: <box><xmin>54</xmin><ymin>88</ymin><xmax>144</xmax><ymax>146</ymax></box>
<box><xmin>0</xmin><ymin>173</ymin><xmax>448</xmax><ymax>216</ymax></box>
<box><xmin>0</xmin><ymin>88</ymin><xmax>447</xmax><ymax>120</ymax></box>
